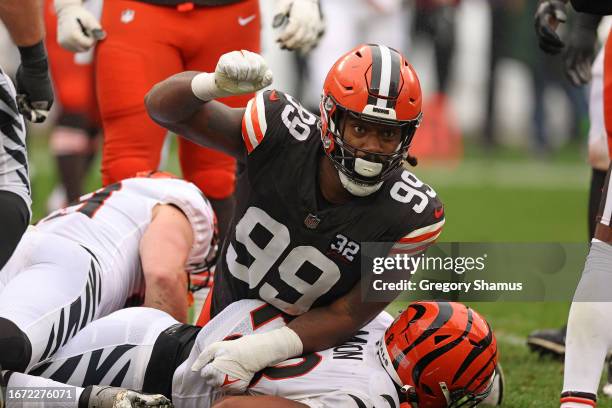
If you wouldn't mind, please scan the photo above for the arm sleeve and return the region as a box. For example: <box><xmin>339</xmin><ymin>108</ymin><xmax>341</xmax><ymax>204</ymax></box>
<box><xmin>570</xmin><ymin>0</ymin><xmax>612</xmax><ymax>15</ymax></box>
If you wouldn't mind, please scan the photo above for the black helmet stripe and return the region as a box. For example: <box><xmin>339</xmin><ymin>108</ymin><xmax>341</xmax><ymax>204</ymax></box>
<box><xmin>394</xmin><ymin>301</ymin><xmax>453</xmax><ymax>370</ymax></box>
<box><xmin>401</xmin><ymin>303</ymin><xmax>427</xmax><ymax>333</ymax></box>
<box><xmin>412</xmin><ymin>308</ymin><xmax>474</xmax><ymax>388</ymax></box>
<box><xmin>367</xmin><ymin>45</ymin><xmax>382</xmax><ymax>106</ymax></box>
<box><xmin>387</xmin><ymin>48</ymin><xmax>401</xmax><ymax>109</ymax></box>
<box><xmin>462</xmin><ymin>350</ymin><xmax>497</xmax><ymax>394</ymax></box>
<box><xmin>452</xmin><ymin>320</ymin><xmax>494</xmax><ymax>383</ymax></box>
<box><xmin>367</xmin><ymin>44</ymin><xmax>401</xmax><ymax>109</ymax></box>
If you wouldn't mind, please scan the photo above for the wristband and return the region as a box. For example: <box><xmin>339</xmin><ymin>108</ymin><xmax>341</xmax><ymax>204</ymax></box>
<box><xmin>191</xmin><ymin>72</ymin><xmax>231</xmax><ymax>102</ymax></box>
<box><xmin>18</xmin><ymin>42</ymin><xmax>48</xmax><ymax>70</ymax></box>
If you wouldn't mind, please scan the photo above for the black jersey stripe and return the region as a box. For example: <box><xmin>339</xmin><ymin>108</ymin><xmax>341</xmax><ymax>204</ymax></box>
<box><xmin>0</xmin><ymin>81</ymin><xmax>18</xmax><ymax>116</ymax></box>
<box><xmin>349</xmin><ymin>394</ymin><xmax>367</xmax><ymax>408</ymax></box>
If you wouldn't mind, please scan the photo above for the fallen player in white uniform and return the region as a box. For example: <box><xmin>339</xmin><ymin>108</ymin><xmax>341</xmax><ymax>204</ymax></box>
<box><xmin>2</xmin><ymin>299</ymin><xmax>502</xmax><ymax>408</ymax></box>
<box><xmin>0</xmin><ymin>173</ymin><xmax>216</xmax><ymax>373</ymax></box>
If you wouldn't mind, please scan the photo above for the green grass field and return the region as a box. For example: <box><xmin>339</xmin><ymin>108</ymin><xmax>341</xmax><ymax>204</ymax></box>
<box><xmin>26</xmin><ymin>132</ymin><xmax>604</xmax><ymax>407</ymax></box>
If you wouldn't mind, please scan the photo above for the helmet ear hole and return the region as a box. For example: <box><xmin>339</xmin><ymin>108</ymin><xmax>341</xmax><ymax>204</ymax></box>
<box><xmin>355</xmin><ymin>50</ymin><xmax>363</xmax><ymax>58</ymax></box>
<box><xmin>422</xmin><ymin>384</ymin><xmax>435</xmax><ymax>396</ymax></box>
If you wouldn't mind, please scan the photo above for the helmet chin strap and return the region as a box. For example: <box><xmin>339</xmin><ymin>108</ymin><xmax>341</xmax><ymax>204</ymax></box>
<box><xmin>338</xmin><ymin>157</ymin><xmax>384</xmax><ymax>197</ymax></box>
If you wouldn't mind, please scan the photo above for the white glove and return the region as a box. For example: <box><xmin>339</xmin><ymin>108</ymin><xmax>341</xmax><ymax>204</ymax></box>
<box><xmin>273</xmin><ymin>0</ymin><xmax>325</xmax><ymax>54</ymax></box>
<box><xmin>55</xmin><ymin>0</ymin><xmax>105</xmax><ymax>52</ymax></box>
<box><xmin>191</xmin><ymin>50</ymin><xmax>273</xmax><ymax>101</ymax></box>
<box><xmin>191</xmin><ymin>326</ymin><xmax>303</xmax><ymax>394</ymax></box>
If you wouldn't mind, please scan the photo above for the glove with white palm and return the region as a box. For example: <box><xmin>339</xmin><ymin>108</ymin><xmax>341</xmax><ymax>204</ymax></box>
<box><xmin>190</xmin><ymin>326</ymin><xmax>303</xmax><ymax>394</ymax></box>
<box><xmin>534</xmin><ymin>0</ymin><xmax>569</xmax><ymax>55</ymax></box>
<box><xmin>191</xmin><ymin>50</ymin><xmax>273</xmax><ymax>102</ymax></box>
<box><xmin>54</xmin><ymin>0</ymin><xmax>106</xmax><ymax>53</ymax></box>
<box><xmin>273</xmin><ymin>0</ymin><xmax>325</xmax><ymax>54</ymax></box>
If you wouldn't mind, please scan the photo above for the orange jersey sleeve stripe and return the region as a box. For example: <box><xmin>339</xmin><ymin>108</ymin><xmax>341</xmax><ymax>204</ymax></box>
<box><xmin>399</xmin><ymin>226</ymin><xmax>443</xmax><ymax>244</ymax></box>
<box><xmin>241</xmin><ymin>98</ymin><xmax>257</xmax><ymax>153</ymax></box>
<box><xmin>250</xmin><ymin>95</ymin><xmax>265</xmax><ymax>143</ymax></box>
<box><xmin>241</xmin><ymin>93</ymin><xmax>268</xmax><ymax>154</ymax></box>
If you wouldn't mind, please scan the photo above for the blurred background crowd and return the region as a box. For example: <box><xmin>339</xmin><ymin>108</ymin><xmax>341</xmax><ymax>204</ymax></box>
<box><xmin>0</xmin><ymin>0</ymin><xmax>609</xmax><ymax>221</ymax></box>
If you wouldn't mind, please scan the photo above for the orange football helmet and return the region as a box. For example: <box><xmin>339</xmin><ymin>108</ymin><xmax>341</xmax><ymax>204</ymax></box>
<box><xmin>320</xmin><ymin>44</ymin><xmax>422</xmax><ymax>195</ymax></box>
<box><xmin>378</xmin><ymin>301</ymin><xmax>498</xmax><ymax>408</ymax></box>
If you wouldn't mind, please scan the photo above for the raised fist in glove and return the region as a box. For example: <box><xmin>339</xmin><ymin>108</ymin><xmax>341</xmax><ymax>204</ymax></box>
<box><xmin>55</xmin><ymin>0</ymin><xmax>105</xmax><ymax>52</ymax></box>
<box><xmin>564</xmin><ymin>13</ymin><xmax>601</xmax><ymax>86</ymax></box>
<box><xmin>191</xmin><ymin>50</ymin><xmax>273</xmax><ymax>101</ymax></box>
<box><xmin>191</xmin><ymin>326</ymin><xmax>303</xmax><ymax>394</ymax></box>
<box><xmin>16</xmin><ymin>42</ymin><xmax>54</xmax><ymax>123</ymax></box>
<box><xmin>273</xmin><ymin>0</ymin><xmax>325</xmax><ymax>54</ymax></box>
<box><xmin>534</xmin><ymin>0</ymin><xmax>568</xmax><ymax>54</ymax></box>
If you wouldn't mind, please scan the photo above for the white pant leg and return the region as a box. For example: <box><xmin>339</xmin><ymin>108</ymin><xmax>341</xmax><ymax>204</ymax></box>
<box><xmin>27</xmin><ymin>307</ymin><xmax>177</xmax><ymax>390</ymax></box>
<box><xmin>0</xmin><ymin>230</ymin><xmax>103</xmax><ymax>368</ymax></box>
<box><xmin>4</xmin><ymin>371</ymin><xmax>84</xmax><ymax>408</ymax></box>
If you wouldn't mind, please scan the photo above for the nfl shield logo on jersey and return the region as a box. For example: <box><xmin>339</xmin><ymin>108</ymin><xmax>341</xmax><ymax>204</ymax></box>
<box><xmin>304</xmin><ymin>213</ymin><xmax>321</xmax><ymax>229</ymax></box>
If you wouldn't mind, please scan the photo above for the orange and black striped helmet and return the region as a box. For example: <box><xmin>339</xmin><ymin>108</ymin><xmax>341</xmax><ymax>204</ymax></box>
<box><xmin>319</xmin><ymin>44</ymin><xmax>423</xmax><ymax>188</ymax></box>
<box><xmin>378</xmin><ymin>301</ymin><xmax>498</xmax><ymax>408</ymax></box>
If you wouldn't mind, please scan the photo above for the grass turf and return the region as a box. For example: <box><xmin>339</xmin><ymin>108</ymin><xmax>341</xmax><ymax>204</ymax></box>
<box><xmin>26</xmin><ymin>132</ymin><xmax>604</xmax><ymax>407</ymax></box>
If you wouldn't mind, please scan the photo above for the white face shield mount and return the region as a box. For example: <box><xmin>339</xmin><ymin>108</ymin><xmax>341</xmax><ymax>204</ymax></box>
<box><xmin>337</xmin><ymin>158</ymin><xmax>384</xmax><ymax>196</ymax></box>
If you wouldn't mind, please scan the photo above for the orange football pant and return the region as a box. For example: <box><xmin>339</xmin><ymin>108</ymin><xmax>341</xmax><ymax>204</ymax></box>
<box><xmin>96</xmin><ymin>0</ymin><xmax>260</xmax><ymax>199</ymax></box>
<box><xmin>44</xmin><ymin>0</ymin><xmax>99</xmax><ymax>122</ymax></box>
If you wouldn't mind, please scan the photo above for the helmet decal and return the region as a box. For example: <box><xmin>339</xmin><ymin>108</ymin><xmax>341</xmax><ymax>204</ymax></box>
<box><xmin>366</xmin><ymin>44</ymin><xmax>402</xmax><ymax>110</ymax></box>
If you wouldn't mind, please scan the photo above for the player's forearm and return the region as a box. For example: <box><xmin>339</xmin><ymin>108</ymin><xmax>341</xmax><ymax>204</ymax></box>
<box><xmin>288</xmin><ymin>292</ymin><xmax>389</xmax><ymax>353</ymax></box>
<box><xmin>145</xmin><ymin>71</ymin><xmax>205</xmax><ymax>125</ymax></box>
<box><xmin>213</xmin><ymin>396</ymin><xmax>308</xmax><ymax>408</ymax></box>
<box><xmin>574</xmin><ymin>12</ymin><xmax>602</xmax><ymax>31</ymax></box>
<box><xmin>145</xmin><ymin>72</ymin><xmax>246</xmax><ymax>159</ymax></box>
<box><xmin>0</xmin><ymin>0</ymin><xmax>45</xmax><ymax>46</ymax></box>
<box><xmin>143</xmin><ymin>267</ymin><xmax>189</xmax><ymax>322</ymax></box>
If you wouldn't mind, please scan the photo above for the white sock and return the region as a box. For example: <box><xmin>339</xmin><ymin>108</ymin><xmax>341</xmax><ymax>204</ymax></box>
<box><xmin>3</xmin><ymin>370</ymin><xmax>83</xmax><ymax>408</ymax></box>
<box><xmin>561</xmin><ymin>241</ymin><xmax>612</xmax><ymax>407</ymax></box>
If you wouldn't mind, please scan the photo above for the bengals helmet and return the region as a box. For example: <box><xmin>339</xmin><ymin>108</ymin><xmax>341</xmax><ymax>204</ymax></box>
<box><xmin>320</xmin><ymin>44</ymin><xmax>422</xmax><ymax>196</ymax></box>
<box><xmin>378</xmin><ymin>301</ymin><xmax>498</xmax><ymax>408</ymax></box>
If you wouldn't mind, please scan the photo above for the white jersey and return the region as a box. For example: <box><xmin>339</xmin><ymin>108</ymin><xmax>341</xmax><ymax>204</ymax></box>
<box><xmin>36</xmin><ymin>176</ymin><xmax>215</xmax><ymax>307</ymax></box>
<box><xmin>173</xmin><ymin>300</ymin><xmax>400</xmax><ymax>408</ymax></box>
<box><xmin>0</xmin><ymin>68</ymin><xmax>30</xmax><ymax>213</ymax></box>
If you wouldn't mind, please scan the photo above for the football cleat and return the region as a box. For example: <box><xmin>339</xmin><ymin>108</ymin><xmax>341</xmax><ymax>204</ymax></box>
<box><xmin>80</xmin><ymin>386</ymin><xmax>173</xmax><ymax>408</ymax></box>
<box><xmin>527</xmin><ymin>326</ymin><xmax>566</xmax><ymax>359</ymax></box>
